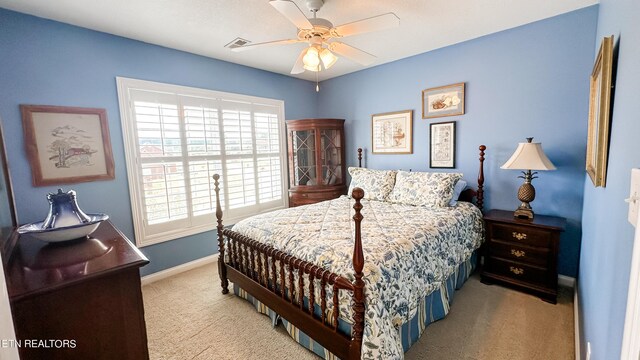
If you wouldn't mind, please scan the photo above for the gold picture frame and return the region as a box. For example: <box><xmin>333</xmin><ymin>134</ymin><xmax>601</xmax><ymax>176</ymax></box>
<box><xmin>586</xmin><ymin>36</ymin><xmax>614</xmax><ymax>187</ymax></box>
<box><xmin>21</xmin><ymin>105</ymin><xmax>116</xmax><ymax>186</ymax></box>
<box><xmin>422</xmin><ymin>82</ymin><xmax>465</xmax><ymax>119</ymax></box>
<box><xmin>371</xmin><ymin>110</ymin><xmax>413</xmax><ymax>154</ymax></box>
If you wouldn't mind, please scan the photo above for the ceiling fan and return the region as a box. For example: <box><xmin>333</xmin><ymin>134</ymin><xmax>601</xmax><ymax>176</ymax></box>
<box><xmin>231</xmin><ymin>0</ymin><xmax>400</xmax><ymax>75</ymax></box>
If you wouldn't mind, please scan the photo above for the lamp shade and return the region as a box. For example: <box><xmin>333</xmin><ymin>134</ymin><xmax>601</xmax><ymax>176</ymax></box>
<box><xmin>319</xmin><ymin>48</ymin><xmax>338</xmax><ymax>69</ymax></box>
<box><xmin>303</xmin><ymin>47</ymin><xmax>320</xmax><ymax>72</ymax></box>
<box><xmin>501</xmin><ymin>139</ymin><xmax>556</xmax><ymax>171</ymax></box>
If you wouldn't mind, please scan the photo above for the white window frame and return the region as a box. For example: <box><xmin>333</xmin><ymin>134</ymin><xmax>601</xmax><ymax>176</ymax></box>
<box><xmin>116</xmin><ymin>77</ymin><xmax>288</xmax><ymax>247</ymax></box>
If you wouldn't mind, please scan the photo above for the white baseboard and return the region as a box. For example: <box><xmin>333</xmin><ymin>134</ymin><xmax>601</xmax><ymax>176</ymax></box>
<box><xmin>141</xmin><ymin>254</ymin><xmax>218</xmax><ymax>286</ymax></box>
<box><xmin>574</xmin><ymin>282</ymin><xmax>581</xmax><ymax>360</ymax></box>
<box><xmin>559</xmin><ymin>275</ymin><xmax>576</xmax><ymax>288</ymax></box>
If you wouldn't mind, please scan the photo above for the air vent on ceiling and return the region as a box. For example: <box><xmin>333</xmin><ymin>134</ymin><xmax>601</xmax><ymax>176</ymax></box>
<box><xmin>225</xmin><ymin>38</ymin><xmax>251</xmax><ymax>49</ymax></box>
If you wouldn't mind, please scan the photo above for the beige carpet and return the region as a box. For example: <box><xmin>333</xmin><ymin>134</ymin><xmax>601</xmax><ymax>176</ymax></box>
<box><xmin>142</xmin><ymin>262</ymin><xmax>574</xmax><ymax>360</ymax></box>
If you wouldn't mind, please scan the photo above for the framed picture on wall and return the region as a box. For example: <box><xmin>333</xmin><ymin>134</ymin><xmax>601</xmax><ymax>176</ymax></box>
<box><xmin>430</xmin><ymin>121</ymin><xmax>456</xmax><ymax>168</ymax></box>
<box><xmin>422</xmin><ymin>82</ymin><xmax>465</xmax><ymax>119</ymax></box>
<box><xmin>0</xmin><ymin>116</ymin><xmax>18</xmax><ymax>265</ymax></box>
<box><xmin>371</xmin><ymin>110</ymin><xmax>413</xmax><ymax>154</ymax></box>
<box><xmin>586</xmin><ymin>35</ymin><xmax>614</xmax><ymax>187</ymax></box>
<box><xmin>20</xmin><ymin>105</ymin><xmax>115</xmax><ymax>186</ymax></box>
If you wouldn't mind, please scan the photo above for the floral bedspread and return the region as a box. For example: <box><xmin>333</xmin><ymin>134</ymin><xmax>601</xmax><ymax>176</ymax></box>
<box><xmin>231</xmin><ymin>196</ymin><xmax>484</xmax><ymax>359</ymax></box>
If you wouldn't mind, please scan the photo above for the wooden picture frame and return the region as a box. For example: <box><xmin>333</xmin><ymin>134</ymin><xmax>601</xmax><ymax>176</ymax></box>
<box><xmin>422</xmin><ymin>82</ymin><xmax>465</xmax><ymax>119</ymax></box>
<box><xmin>430</xmin><ymin>121</ymin><xmax>456</xmax><ymax>168</ymax></box>
<box><xmin>586</xmin><ymin>36</ymin><xmax>614</xmax><ymax>187</ymax></box>
<box><xmin>21</xmin><ymin>105</ymin><xmax>115</xmax><ymax>186</ymax></box>
<box><xmin>371</xmin><ymin>110</ymin><xmax>413</xmax><ymax>154</ymax></box>
<box><xmin>0</xmin><ymin>116</ymin><xmax>18</xmax><ymax>265</ymax></box>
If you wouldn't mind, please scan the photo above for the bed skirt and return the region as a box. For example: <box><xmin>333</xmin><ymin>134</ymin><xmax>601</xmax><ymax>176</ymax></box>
<box><xmin>233</xmin><ymin>251</ymin><xmax>478</xmax><ymax>359</ymax></box>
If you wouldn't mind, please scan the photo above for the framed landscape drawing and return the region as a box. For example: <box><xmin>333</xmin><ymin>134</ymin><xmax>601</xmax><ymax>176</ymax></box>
<box><xmin>21</xmin><ymin>105</ymin><xmax>115</xmax><ymax>186</ymax></box>
<box><xmin>586</xmin><ymin>35</ymin><xmax>614</xmax><ymax>187</ymax></box>
<box><xmin>371</xmin><ymin>110</ymin><xmax>413</xmax><ymax>154</ymax></box>
<box><xmin>422</xmin><ymin>82</ymin><xmax>465</xmax><ymax>119</ymax></box>
<box><xmin>430</xmin><ymin>121</ymin><xmax>456</xmax><ymax>168</ymax></box>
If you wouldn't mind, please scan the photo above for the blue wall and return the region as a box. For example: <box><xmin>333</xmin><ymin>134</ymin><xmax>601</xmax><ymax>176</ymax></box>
<box><xmin>0</xmin><ymin>9</ymin><xmax>317</xmax><ymax>275</ymax></box>
<box><xmin>579</xmin><ymin>0</ymin><xmax>640</xmax><ymax>358</ymax></box>
<box><xmin>318</xmin><ymin>7</ymin><xmax>598</xmax><ymax>277</ymax></box>
<box><xmin>3</xmin><ymin>4</ymin><xmax>636</xmax><ymax>357</ymax></box>
<box><xmin>0</xmin><ymin>7</ymin><xmax>603</xmax><ymax>280</ymax></box>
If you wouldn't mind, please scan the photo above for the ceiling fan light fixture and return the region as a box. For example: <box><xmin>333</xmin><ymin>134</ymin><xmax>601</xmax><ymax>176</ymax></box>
<box><xmin>245</xmin><ymin>2</ymin><xmax>400</xmax><ymax>76</ymax></box>
<box><xmin>302</xmin><ymin>46</ymin><xmax>321</xmax><ymax>71</ymax></box>
<box><xmin>319</xmin><ymin>48</ymin><xmax>337</xmax><ymax>69</ymax></box>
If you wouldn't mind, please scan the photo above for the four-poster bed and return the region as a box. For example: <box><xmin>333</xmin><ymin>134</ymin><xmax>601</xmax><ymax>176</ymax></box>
<box><xmin>213</xmin><ymin>145</ymin><xmax>486</xmax><ymax>359</ymax></box>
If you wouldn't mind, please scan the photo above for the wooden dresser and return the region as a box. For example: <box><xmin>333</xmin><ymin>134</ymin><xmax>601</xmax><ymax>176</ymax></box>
<box><xmin>5</xmin><ymin>221</ymin><xmax>150</xmax><ymax>359</ymax></box>
<box><xmin>481</xmin><ymin>209</ymin><xmax>566</xmax><ymax>303</ymax></box>
<box><xmin>287</xmin><ymin>119</ymin><xmax>347</xmax><ymax>207</ymax></box>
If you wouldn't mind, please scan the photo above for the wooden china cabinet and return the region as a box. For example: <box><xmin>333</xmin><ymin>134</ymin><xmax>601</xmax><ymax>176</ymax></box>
<box><xmin>287</xmin><ymin>119</ymin><xmax>347</xmax><ymax>207</ymax></box>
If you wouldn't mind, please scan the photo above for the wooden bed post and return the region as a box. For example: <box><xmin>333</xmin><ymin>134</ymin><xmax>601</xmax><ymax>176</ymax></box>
<box><xmin>477</xmin><ymin>145</ymin><xmax>486</xmax><ymax>212</ymax></box>
<box><xmin>350</xmin><ymin>187</ymin><xmax>365</xmax><ymax>359</ymax></box>
<box><xmin>357</xmin><ymin>148</ymin><xmax>363</xmax><ymax>168</ymax></box>
<box><xmin>213</xmin><ymin>174</ymin><xmax>229</xmax><ymax>294</ymax></box>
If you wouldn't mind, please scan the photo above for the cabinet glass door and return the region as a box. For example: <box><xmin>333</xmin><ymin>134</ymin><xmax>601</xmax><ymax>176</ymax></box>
<box><xmin>291</xmin><ymin>129</ymin><xmax>317</xmax><ymax>186</ymax></box>
<box><xmin>319</xmin><ymin>129</ymin><xmax>342</xmax><ymax>185</ymax></box>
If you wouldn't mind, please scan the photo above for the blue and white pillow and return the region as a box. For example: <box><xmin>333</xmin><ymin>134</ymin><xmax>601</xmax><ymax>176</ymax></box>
<box><xmin>449</xmin><ymin>179</ymin><xmax>468</xmax><ymax>206</ymax></box>
<box><xmin>348</xmin><ymin>167</ymin><xmax>397</xmax><ymax>201</ymax></box>
<box><xmin>388</xmin><ymin>171</ymin><xmax>463</xmax><ymax>207</ymax></box>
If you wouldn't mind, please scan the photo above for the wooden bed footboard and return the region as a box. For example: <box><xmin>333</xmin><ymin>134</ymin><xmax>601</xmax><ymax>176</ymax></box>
<box><xmin>214</xmin><ymin>174</ymin><xmax>366</xmax><ymax>360</ymax></box>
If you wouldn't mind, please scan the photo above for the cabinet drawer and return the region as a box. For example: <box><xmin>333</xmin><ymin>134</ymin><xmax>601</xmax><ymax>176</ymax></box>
<box><xmin>289</xmin><ymin>190</ymin><xmax>343</xmax><ymax>207</ymax></box>
<box><xmin>490</xmin><ymin>223</ymin><xmax>551</xmax><ymax>248</ymax></box>
<box><xmin>488</xmin><ymin>240</ymin><xmax>549</xmax><ymax>267</ymax></box>
<box><xmin>486</xmin><ymin>257</ymin><xmax>548</xmax><ymax>286</ymax></box>
<box><xmin>299</xmin><ymin>190</ymin><xmax>342</xmax><ymax>200</ymax></box>
<box><xmin>289</xmin><ymin>198</ymin><xmax>318</xmax><ymax>207</ymax></box>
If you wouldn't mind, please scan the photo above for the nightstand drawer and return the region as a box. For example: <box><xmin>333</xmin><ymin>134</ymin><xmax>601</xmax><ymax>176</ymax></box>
<box><xmin>491</xmin><ymin>224</ymin><xmax>551</xmax><ymax>248</ymax></box>
<box><xmin>487</xmin><ymin>257</ymin><xmax>548</xmax><ymax>286</ymax></box>
<box><xmin>488</xmin><ymin>240</ymin><xmax>549</xmax><ymax>267</ymax></box>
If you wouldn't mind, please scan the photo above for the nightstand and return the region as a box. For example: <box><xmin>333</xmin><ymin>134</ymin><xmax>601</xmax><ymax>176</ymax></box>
<box><xmin>481</xmin><ymin>209</ymin><xmax>566</xmax><ymax>303</ymax></box>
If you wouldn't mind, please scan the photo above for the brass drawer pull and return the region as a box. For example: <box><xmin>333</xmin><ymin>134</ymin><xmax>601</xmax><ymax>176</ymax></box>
<box><xmin>512</xmin><ymin>232</ymin><xmax>527</xmax><ymax>240</ymax></box>
<box><xmin>511</xmin><ymin>249</ymin><xmax>526</xmax><ymax>258</ymax></box>
<box><xmin>509</xmin><ymin>266</ymin><xmax>524</xmax><ymax>275</ymax></box>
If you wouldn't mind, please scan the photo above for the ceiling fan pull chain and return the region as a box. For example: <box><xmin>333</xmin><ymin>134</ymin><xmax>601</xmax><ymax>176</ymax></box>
<box><xmin>316</xmin><ymin>69</ymin><xmax>320</xmax><ymax>92</ymax></box>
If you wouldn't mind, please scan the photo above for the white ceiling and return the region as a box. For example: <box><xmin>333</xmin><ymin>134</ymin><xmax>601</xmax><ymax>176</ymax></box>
<box><xmin>0</xmin><ymin>0</ymin><xmax>597</xmax><ymax>82</ymax></box>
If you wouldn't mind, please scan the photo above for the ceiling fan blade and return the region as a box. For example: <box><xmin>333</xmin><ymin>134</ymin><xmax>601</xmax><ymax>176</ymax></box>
<box><xmin>290</xmin><ymin>48</ymin><xmax>307</xmax><ymax>74</ymax></box>
<box><xmin>332</xmin><ymin>13</ymin><xmax>400</xmax><ymax>37</ymax></box>
<box><xmin>329</xmin><ymin>42</ymin><xmax>376</xmax><ymax>66</ymax></box>
<box><xmin>231</xmin><ymin>39</ymin><xmax>302</xmax><ymax>52</ymax></box>
<box><xmin>269</xmin><ymin>0</ymin><xmax>313</xmax><ymax>30</ymax></box>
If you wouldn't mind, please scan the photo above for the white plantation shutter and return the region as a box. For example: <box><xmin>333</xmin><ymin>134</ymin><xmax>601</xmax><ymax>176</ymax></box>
<box><xmin>117</xmin><ymin>78</ymin><xmax>287</xmax><ymax>246</ymax></box>
<box><xmin>188</xmin><ymin>160</ymin><xmax>223</xmax><ymax>217</ymax></box>
<box><xmin>141</xmin><ymin>162</ymin><xmax>188</xmax><ymax>224</ymax></box>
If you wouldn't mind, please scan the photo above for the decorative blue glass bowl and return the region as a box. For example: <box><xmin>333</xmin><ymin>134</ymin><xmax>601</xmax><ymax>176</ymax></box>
<box><xmin>18</xmin><ymin>214</ymin><xmax>109</xmax><ymax>243</ymax></box>
<box><xmin>17</xmin><ymin>189</ymin><xmax>109</xmax><ymax>243</ymax></box>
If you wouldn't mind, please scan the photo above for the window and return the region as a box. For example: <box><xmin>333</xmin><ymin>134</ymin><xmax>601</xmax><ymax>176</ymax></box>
<box><xmin>116</xmin><ymin>78</ymin><xmax>287</xmax><ymax>246</ymax></box>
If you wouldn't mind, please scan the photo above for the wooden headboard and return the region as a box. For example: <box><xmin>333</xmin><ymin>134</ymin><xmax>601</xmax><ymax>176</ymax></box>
<box><xmin>355</xmin><ymin>145</ymin><xmax>486</xmax><ymax>211</ymax></box>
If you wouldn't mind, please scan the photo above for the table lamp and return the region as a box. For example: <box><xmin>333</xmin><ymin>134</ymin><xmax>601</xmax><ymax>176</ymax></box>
<box><xmin>501</xmin><ymin>137</ymin><xmax>556</xmax><ymax>219</ymax></box>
